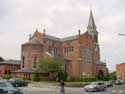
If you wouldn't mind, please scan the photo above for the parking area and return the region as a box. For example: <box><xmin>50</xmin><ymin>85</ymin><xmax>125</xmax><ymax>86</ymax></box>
<box><xmin>20</xmin><ymin>82</ymin><xmax>125</xmax><ymax>94</ymax></box>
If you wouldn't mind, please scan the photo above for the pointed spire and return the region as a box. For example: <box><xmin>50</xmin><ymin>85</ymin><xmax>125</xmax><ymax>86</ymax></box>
<box><xmin>87</xmin><ymin>9</ymin><xmax>96</xmax><ymax>31</ymax></box>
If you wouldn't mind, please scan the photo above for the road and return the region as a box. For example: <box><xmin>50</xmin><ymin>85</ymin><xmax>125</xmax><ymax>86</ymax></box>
<box><xmin>22</xmin><ymin>84</ymin><xmax>125</xmax><ymax>94</ymax></box>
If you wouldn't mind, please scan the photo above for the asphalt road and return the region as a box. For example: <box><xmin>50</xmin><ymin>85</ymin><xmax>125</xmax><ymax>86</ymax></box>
<box><xmin>23</xmin><ymin>84</ymin><xmax>125</xmax><ymax>94</ymax></box>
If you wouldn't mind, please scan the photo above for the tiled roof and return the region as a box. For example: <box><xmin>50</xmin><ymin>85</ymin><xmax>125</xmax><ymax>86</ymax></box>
<box><xmin>0</xmin><ymin>60</ymin><xmax>20</xmax><ymax>65</ymax></box>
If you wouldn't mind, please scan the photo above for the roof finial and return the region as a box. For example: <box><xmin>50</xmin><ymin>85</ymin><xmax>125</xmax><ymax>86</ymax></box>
<box><xmin>78</xmin><ymin>29</ymin><xmax>81</xmax><ymax>36</ymax></box>
<box><xmin>43</xmin><ymin>28</ymin><xmax>45</xmax><ymax>36</ymax></box>
<box><xmin>29</xmin><ymin>34</ymin><xmax>32</xmax><ymax>41</ymax></box>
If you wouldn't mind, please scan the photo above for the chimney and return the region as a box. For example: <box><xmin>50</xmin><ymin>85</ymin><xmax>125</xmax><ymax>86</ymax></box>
<box><xmin>78</xmin><ymin>29</ymin><xmax>81</xmax><ymax>36</ymax></box>
<box><xmin>43</xmin><ymin>29</ymin><xmax>45</xmax><ymax>36</ymax></box>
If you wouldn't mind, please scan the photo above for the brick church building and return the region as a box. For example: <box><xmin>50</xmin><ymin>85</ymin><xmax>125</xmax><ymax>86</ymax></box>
<box><xmin>13</xmin><ymin>10</ymin><xmax>108</xmax><ymax>80</ymax></box>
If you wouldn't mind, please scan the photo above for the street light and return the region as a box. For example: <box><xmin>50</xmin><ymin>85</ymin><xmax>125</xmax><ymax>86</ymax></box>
<box><xmin>118</xmin><ymin>33</ymin><xmax>125</xmax><ymax>36</ymax></box>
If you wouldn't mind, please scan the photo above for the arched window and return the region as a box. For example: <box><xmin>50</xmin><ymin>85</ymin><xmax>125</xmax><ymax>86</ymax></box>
<box><xmin>33</xmin><ymin>56</ymin><xmax>37</xmax><ymax>68</ymax></box>
<box><xmin>21</xmin><ymin>56</ymin><xmax>25</xmax><ymax>68</ymax></box>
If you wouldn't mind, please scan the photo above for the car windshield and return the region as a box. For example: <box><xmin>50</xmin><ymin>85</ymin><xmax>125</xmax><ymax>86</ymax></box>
<box><xmin>0</xmin><ymin>81</ymin><xmax>12</xmax><ymax>87</ymax></box>
<box><xmin>0</xmin><ymin>81</ymin><xmax>16</xmax><ymax>91</ymax></box>
<box><xmin>90</xmin><ymin>82</ymin><xmax>98</xmax><ymax>85</ymax></box>
<box><xmin>15</xmin><ymin>78</ymin><xmax>23</xmax><ymax>81</ymax></box>
<box><xmin>0</xmin><ymin>82</ymin><xmax>7</xmax><ymax>87</ymax></box>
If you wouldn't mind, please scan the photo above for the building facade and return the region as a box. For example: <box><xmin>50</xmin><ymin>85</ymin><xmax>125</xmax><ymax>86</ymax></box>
<box><xmin>116</xmin><ymin>63</ymin><xmax>125</xmax><ymax>80</ymax></box>
<box><xmin>0</xmin><ymin>60</ymin><xmax>20</xmax><ymax>76</ymax></box>
<box><xmin>14</xmin><ymin>10</ymin><xmax>108</xmax><ymax>79</ymax></box>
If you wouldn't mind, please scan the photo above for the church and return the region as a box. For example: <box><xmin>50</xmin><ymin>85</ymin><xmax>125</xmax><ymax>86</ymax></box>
<box><xmin>13</xmin><ymin>10</ymin><xmax>108</xmax><ymax>80</ymax></box>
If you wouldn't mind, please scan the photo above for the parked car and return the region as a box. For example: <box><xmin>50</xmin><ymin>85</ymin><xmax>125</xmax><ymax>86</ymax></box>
<box><xmin>84</xmin><ymin>82</ymin><xmax>107</xmax><ymax>92</ymax></box>
<box><xmin>114</xmin><ymin>80</ymin><xmax>123</xmax><ymax>85</ymax></box>
<box><xmin>9</xmin><ymin>78</ymin><xmax>28</xmax><ymax>87</ymax></box>
<box><xmin>105</xmin><ymin>81</ymin><xmax>113</xmax><ymax>87</ymax></box>
<box><xmin>0</xmin><ymin>79</ymin><xmax>23</xmax><ymax>94</ymax></box>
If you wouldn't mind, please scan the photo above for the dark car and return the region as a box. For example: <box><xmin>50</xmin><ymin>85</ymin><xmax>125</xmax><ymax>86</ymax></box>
<box><xmin>114</xmin><ymin>80</ymin><xmax>123</xmax><ymax>85</ymax></box>
<box><xmin>0</xmin><ymin>79</ymin><xmax>23</xmax><ymax>94</ymax></box>
<box><xmin>105</xmin><ymin>81</ymin><xmax>113</xmax><ymax>87</ymax></box>
<box><xmin>9</xmin><ymin>78</ymin><xmax>28</xmax><ymax>87</ymax></box>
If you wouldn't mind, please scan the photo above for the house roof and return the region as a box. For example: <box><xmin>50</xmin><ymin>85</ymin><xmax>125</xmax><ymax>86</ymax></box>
<box><xmin>0</xmin><ymin>60</ymin><xmax>20</xmax><ymax>65</ymax></box>
<box><xmin>12</xmin><ymin>68</ymin><xmax>36</xmax><ymax>73</ymax></box>
<box><xmin>45</xmin><ymin>34</ymin><xmax>78</xmax><ymax>42</ymax></box>
<box><xmin>23</xmin><ymin>38</ymin><xmax>43</xmax><ymax>45</ymax></box>
<box><xmin>12</xmin><ymin>68</ymin><xmax>47</xmax><ymax>73</ymax></box>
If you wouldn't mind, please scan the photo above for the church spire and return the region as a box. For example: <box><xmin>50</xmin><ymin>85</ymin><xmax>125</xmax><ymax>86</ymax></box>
<box><xmin>87</xmin><ymin>9</ymin><xmax>96</xmax><ymax>32</ymax></box>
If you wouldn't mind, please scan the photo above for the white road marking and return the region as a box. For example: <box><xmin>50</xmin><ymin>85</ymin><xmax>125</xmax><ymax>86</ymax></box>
<box><xmin>119</xmin><ymin>90</ymin><xmax>123</xmax><ymax>93</ymax></box>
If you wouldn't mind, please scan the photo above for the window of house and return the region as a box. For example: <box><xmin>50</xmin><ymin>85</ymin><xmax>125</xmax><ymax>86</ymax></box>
<box><xmin>64</xmin><ymin>46</ymin><xmax>74</xmax><ymax>53</ymax></box>
<box><xmin>48</xmin><ymin>46</ymin><xmax>51</xmax><ymax>53</ymax></box>
<box><xmin>48</xmin><ymin>46</ymin><xmax>58</xmax><ymax>55</ymax></box>
<box><xmin>22</xmin><ymin>56</ymin><xmax>25</xmax><ymax>68</ymax></box>
<box><xmin>33</xmin><ymin>56</ymin><xmax>37</xmax><ymax>68</ymax></box>
<box><xmin>82</xmin><ymin>48</ymin><xmax>92</xmax><ymax>62</ymax></box>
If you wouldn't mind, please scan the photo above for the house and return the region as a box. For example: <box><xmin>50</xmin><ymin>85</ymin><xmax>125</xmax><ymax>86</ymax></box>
<box><xmin>0</xmin><ymin>60</ymin><xmax>20</xmax><ymax>76</ymax></box>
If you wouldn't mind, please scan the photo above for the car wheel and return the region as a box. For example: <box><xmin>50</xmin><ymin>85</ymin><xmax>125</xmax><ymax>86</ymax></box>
<box><xmin>103</xmin><ymin>87</ymin><xmax>106</xmax><ymax>91</ymax></box>
<box><xmin>94</xmin><ymin>88</ymin><xmax>98</xmax><ymax>92</ymax></box>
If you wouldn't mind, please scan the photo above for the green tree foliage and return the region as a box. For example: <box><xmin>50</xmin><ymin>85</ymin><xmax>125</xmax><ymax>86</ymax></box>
<box><xmin>108</xmin><ymin>71</ymin><xmax>116</xmax><ymax>80</ymax></box>
<box><xmin>2</xmin><ymin>74</ymin><xmax>13</xmax><ymax>80</ymax></box>
<box><xmin>33</xmin><ymin>72</ymin><xmax>40</xmax><ymax>81</ymax></box>
<box><xmin>0</xmin><ymin>57</ymin><xmax>4</xmax><ymax>62</ymax></box>
<box><xmin>38</xmin><ymin>57</ymin><xmax>65</xmax><ymax>73</ymax></box>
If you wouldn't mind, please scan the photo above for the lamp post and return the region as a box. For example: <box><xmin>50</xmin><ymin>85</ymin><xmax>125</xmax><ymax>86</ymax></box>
<box><xmin>118</xmin><ymin>33</ymin><xmax>125</xmax><ymax>36</ymax></box>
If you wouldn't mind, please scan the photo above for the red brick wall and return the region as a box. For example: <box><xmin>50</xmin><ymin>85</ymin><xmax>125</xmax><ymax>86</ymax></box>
<box><xmin>19</xmin><ymin>31</ymin><xmax>107</xmax><ymax>78</ymax></box>
<box><xmin>0</xmin><ymin>64</ymin><xmax>20</xmax><ymax>76</ymax></box>
<box><xmin>116</xmin><ymin>63</ymin><xmax>125</xmax><ymax>80</ymax></box>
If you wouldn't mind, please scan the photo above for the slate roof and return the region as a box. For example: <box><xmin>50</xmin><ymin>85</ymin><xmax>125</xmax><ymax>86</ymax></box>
<box><xmin>12</xmin><ymin>68</ymin><xmax>47</xmax><ymax>73</ymax></box>
<box><xmin>45</xmin><ymin>34</ymin><xmax>78</xmax><ymax>42</ymax></box>
<box><xmin>12</xmin><ymin>69</ymin><xmax>36</xmax><ymax>73</ymax></box>
<box><xmin>0</xmin><ymin>60</ymin><xmax>20</xmax><ymax>65</ymax></box>
<box><xmin>23</xmin><ymin>38</ymin><xmax>42</xmax><ymax>45</ymax></box>
<box><xmin>45</xmin><ymin>35</ymin><xmax>61</xmax><ymax>41</ymax></box>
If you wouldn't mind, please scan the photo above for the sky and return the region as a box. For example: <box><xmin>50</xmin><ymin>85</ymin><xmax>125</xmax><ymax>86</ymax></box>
<box><xmin>0</xmin><ymin>0</ymin><xmax>125</xmax><ymax>72</ymax></box>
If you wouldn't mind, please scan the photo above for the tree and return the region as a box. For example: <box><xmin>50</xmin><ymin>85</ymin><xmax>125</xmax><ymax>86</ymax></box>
<box><xmin>38</xmin><ymin>57</ymin><xmax>65</xmax><ymax>73</ymax></box>
<box><xmin>38</xmin><ymin>57</ymin><xmax>66</xmax><ymax>81</ymax></box>
<box><xmin>109</xmin><ymin>71</ymin><xmax>116</xmax><ymax>80</ymax></box>
<box><xmin>33</xmin><ymin>72</ymin><xmax>40</xmax><ymax>81</ymax></box>
<box><xmin>0</xmin><ymin>57</ymin><xmax>4</xmax><ymax>62</ymax></box>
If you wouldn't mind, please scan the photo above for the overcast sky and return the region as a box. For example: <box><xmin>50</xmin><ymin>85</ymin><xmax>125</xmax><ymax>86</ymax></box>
<box><xmin>0</xmin><ymin>0</ymin><xmax>125</xmax><ymax>71</ymax></box>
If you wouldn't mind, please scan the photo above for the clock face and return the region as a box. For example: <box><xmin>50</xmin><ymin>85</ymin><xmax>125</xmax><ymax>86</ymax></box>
<box><xmin>82</xmin><ymin>48</ymin><xmax>92</xmax><ymax>62</ymax></box>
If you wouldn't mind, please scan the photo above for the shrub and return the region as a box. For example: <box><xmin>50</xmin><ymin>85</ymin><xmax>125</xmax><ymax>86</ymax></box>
<box><xmin>23</xmin><ymin>77</ymin><xmax>31</xmax><ymax>80</ymax></box>
<box><xmin>57</xmin><ymin>72</ymin><xmax>68</xmax><ymax>81</ymax></box>
<box><xmin>2</xmin><ymin>74</ymin><xmax>13</xmax><ymax>80</ymax></box>
<box><xmin>33</xmin><ymin>72</ymin><xmax>40</xmax><ymax>81</ymax></box>
<box><xmin>82</xmin><ymin>77</ymin><xmax>97</xmax><ymax>82</ymax></box>
<box><xmin>66</xmin><ymin>76</ymin><xmax>72</xmax><ymax>82</ymax></box>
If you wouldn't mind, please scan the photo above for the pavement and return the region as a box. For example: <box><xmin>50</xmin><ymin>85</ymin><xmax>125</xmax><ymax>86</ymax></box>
<box><xmin>20</xmin><ymin>82</ymin><xmax>125</xmax><ymax>94</ymax></box>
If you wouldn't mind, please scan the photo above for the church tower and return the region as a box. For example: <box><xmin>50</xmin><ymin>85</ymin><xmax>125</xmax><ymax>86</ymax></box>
<box><xmin>87</xmin><ymin>9</ymin><xmax>100</xmax><ymax>60</ymax></box>
<box><xmin>87</xmin><ymin>10</ymin><xmax>98</xmax><ymax>44</ymax></box>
